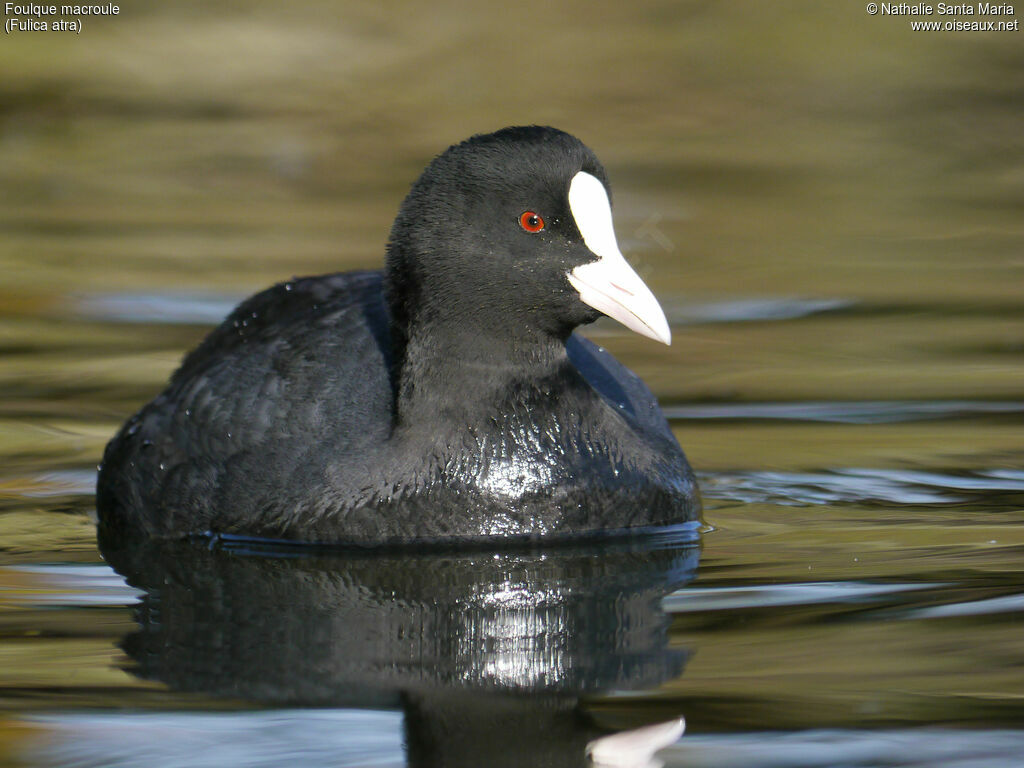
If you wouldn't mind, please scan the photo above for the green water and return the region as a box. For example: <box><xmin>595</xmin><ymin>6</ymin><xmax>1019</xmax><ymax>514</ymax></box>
<box><xmin>1</xmin><ymin>1</ymin><xmax>1023</xmax><ymax>766</ymax></box>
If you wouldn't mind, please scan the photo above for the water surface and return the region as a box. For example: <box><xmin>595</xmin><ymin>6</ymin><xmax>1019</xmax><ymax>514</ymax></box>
<box><xmin>1</xmin><ymin>2</ymin><xmax>1023</xmax><ymax>766</ymax></box>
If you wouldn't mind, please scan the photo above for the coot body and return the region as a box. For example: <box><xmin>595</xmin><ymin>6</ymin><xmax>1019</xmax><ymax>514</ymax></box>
<box><xmin>97</xmin><ymin>127</ymin><xmax>700</xmax><ymax>545</ymax></box>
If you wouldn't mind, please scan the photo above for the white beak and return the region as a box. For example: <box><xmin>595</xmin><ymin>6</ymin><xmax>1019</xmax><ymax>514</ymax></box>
<box><xmin>566</xmin><ymin>172</ymin><xmax>671</xmax><ymax>345</ymax></box>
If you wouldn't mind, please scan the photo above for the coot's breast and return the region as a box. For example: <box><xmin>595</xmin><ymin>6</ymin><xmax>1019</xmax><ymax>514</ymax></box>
<box><xmin>99</xmin><ymin>269</ymin><xmax>699</xmax><ymax>543</ymax></box>
<box><xmin>99</xmin><ymin>283</ymin><xmax>700</xmax><ymax>545</ymax></box>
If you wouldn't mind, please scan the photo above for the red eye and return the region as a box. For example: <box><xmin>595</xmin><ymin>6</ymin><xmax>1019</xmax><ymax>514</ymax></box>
<box><xmin>519</xmin><ymin>211</ymin><xmax>545</xmax><ymax>233</ymax></box>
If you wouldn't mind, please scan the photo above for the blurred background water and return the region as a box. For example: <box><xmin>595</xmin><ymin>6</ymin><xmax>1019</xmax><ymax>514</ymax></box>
<box><xmin>1</xmin><ymin>1</ymin><xmax>1023</xmax><ymax>766</ymax></box>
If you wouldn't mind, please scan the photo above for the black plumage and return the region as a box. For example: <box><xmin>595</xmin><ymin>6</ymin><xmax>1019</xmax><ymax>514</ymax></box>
<box><xmin>97</xmin><ymin>126</ymin><xmax>700</xmax><ymax>545</ymax></box>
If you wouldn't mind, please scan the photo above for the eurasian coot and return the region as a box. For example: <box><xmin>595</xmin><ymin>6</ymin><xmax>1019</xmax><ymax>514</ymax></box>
<box><xmin>97</xmin><ymin>126</ymin><xmax>700</xmax><ymax>545</ymax></box>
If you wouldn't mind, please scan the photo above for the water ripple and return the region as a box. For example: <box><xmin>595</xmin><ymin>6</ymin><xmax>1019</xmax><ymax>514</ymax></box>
<box><xmin>665</xmin><ymin>400</ymin><xmax>1024</xmax><ymax>424</ymax></box>
<box><xmin>702</xmin><ymin>470</ymin><xmax>952</xmax><ymax>506</ymax></box>
<box><xmin>74</xmin><ymin>293</ymin><xmax>240</xmax><ymax>325</ymax></box>
<box><xmin>25</xmin><ymin>710</ymin><xmax>406</xmax><ymax>768</ymax></box>
<box><xmin>663</xmin><ymin>581</ymin><xmax>931</xmax><ymax>614</ymax></box>
<box><xmin>1</xmin><ymin>564</ymin><xmax>142</xmax><ymax>607</ymax></box>
<box><xmin>666</xmin><ymin>728</ymin><xmax>1024</xmax><ymax>768</ymax></box>
<box><xmin>701</xmin><ymin>468</ymin><xmax>1024</xmax><ymax>507</ymax></box>
<box><xmin>910</xmin><ymin>593</ymin><xmax>1024</xmax><ymax>620</ymax></box>
<box><xmin>666</xmin><ymin>297</ymin><xmax>853</xmax><ymax>325</ymax></box>
<box><xmin>2</xmin><ymin>470</ymin><xmax>98</xmax><ymax>498</ymax></box>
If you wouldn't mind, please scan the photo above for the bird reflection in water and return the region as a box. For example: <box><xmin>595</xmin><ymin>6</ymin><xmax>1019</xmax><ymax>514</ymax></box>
<box><xmin>99</xmin><ymin>529</ymin><xmax>699</xmax><ymax>767</ymax></box>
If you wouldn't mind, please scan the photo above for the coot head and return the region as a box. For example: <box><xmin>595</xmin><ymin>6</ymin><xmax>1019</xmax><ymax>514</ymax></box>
<box><xmin>385</xmin><ymin>126</ymin><xmax>670</xmax><ymax>361</ymax></box>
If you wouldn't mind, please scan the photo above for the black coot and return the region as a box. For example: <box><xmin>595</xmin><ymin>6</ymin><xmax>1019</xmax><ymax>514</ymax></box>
<box><xmin>97</xmin><ymin>126</ymin><xmax>700</xmax><ymax>545</ymax></box>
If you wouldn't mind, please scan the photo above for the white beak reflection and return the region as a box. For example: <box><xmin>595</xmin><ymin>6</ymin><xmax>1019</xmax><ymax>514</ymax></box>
<box><xmin>586</xmin><ymin>717</ymin><xmax>685</xmax><ymax>768</ymax></box>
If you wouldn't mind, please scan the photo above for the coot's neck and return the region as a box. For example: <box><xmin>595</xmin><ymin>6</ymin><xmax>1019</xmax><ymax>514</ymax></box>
<box><xmin>393</xmin><ymin>320</ymin><xmax>572</xmax><ymax>427</ymax></box>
